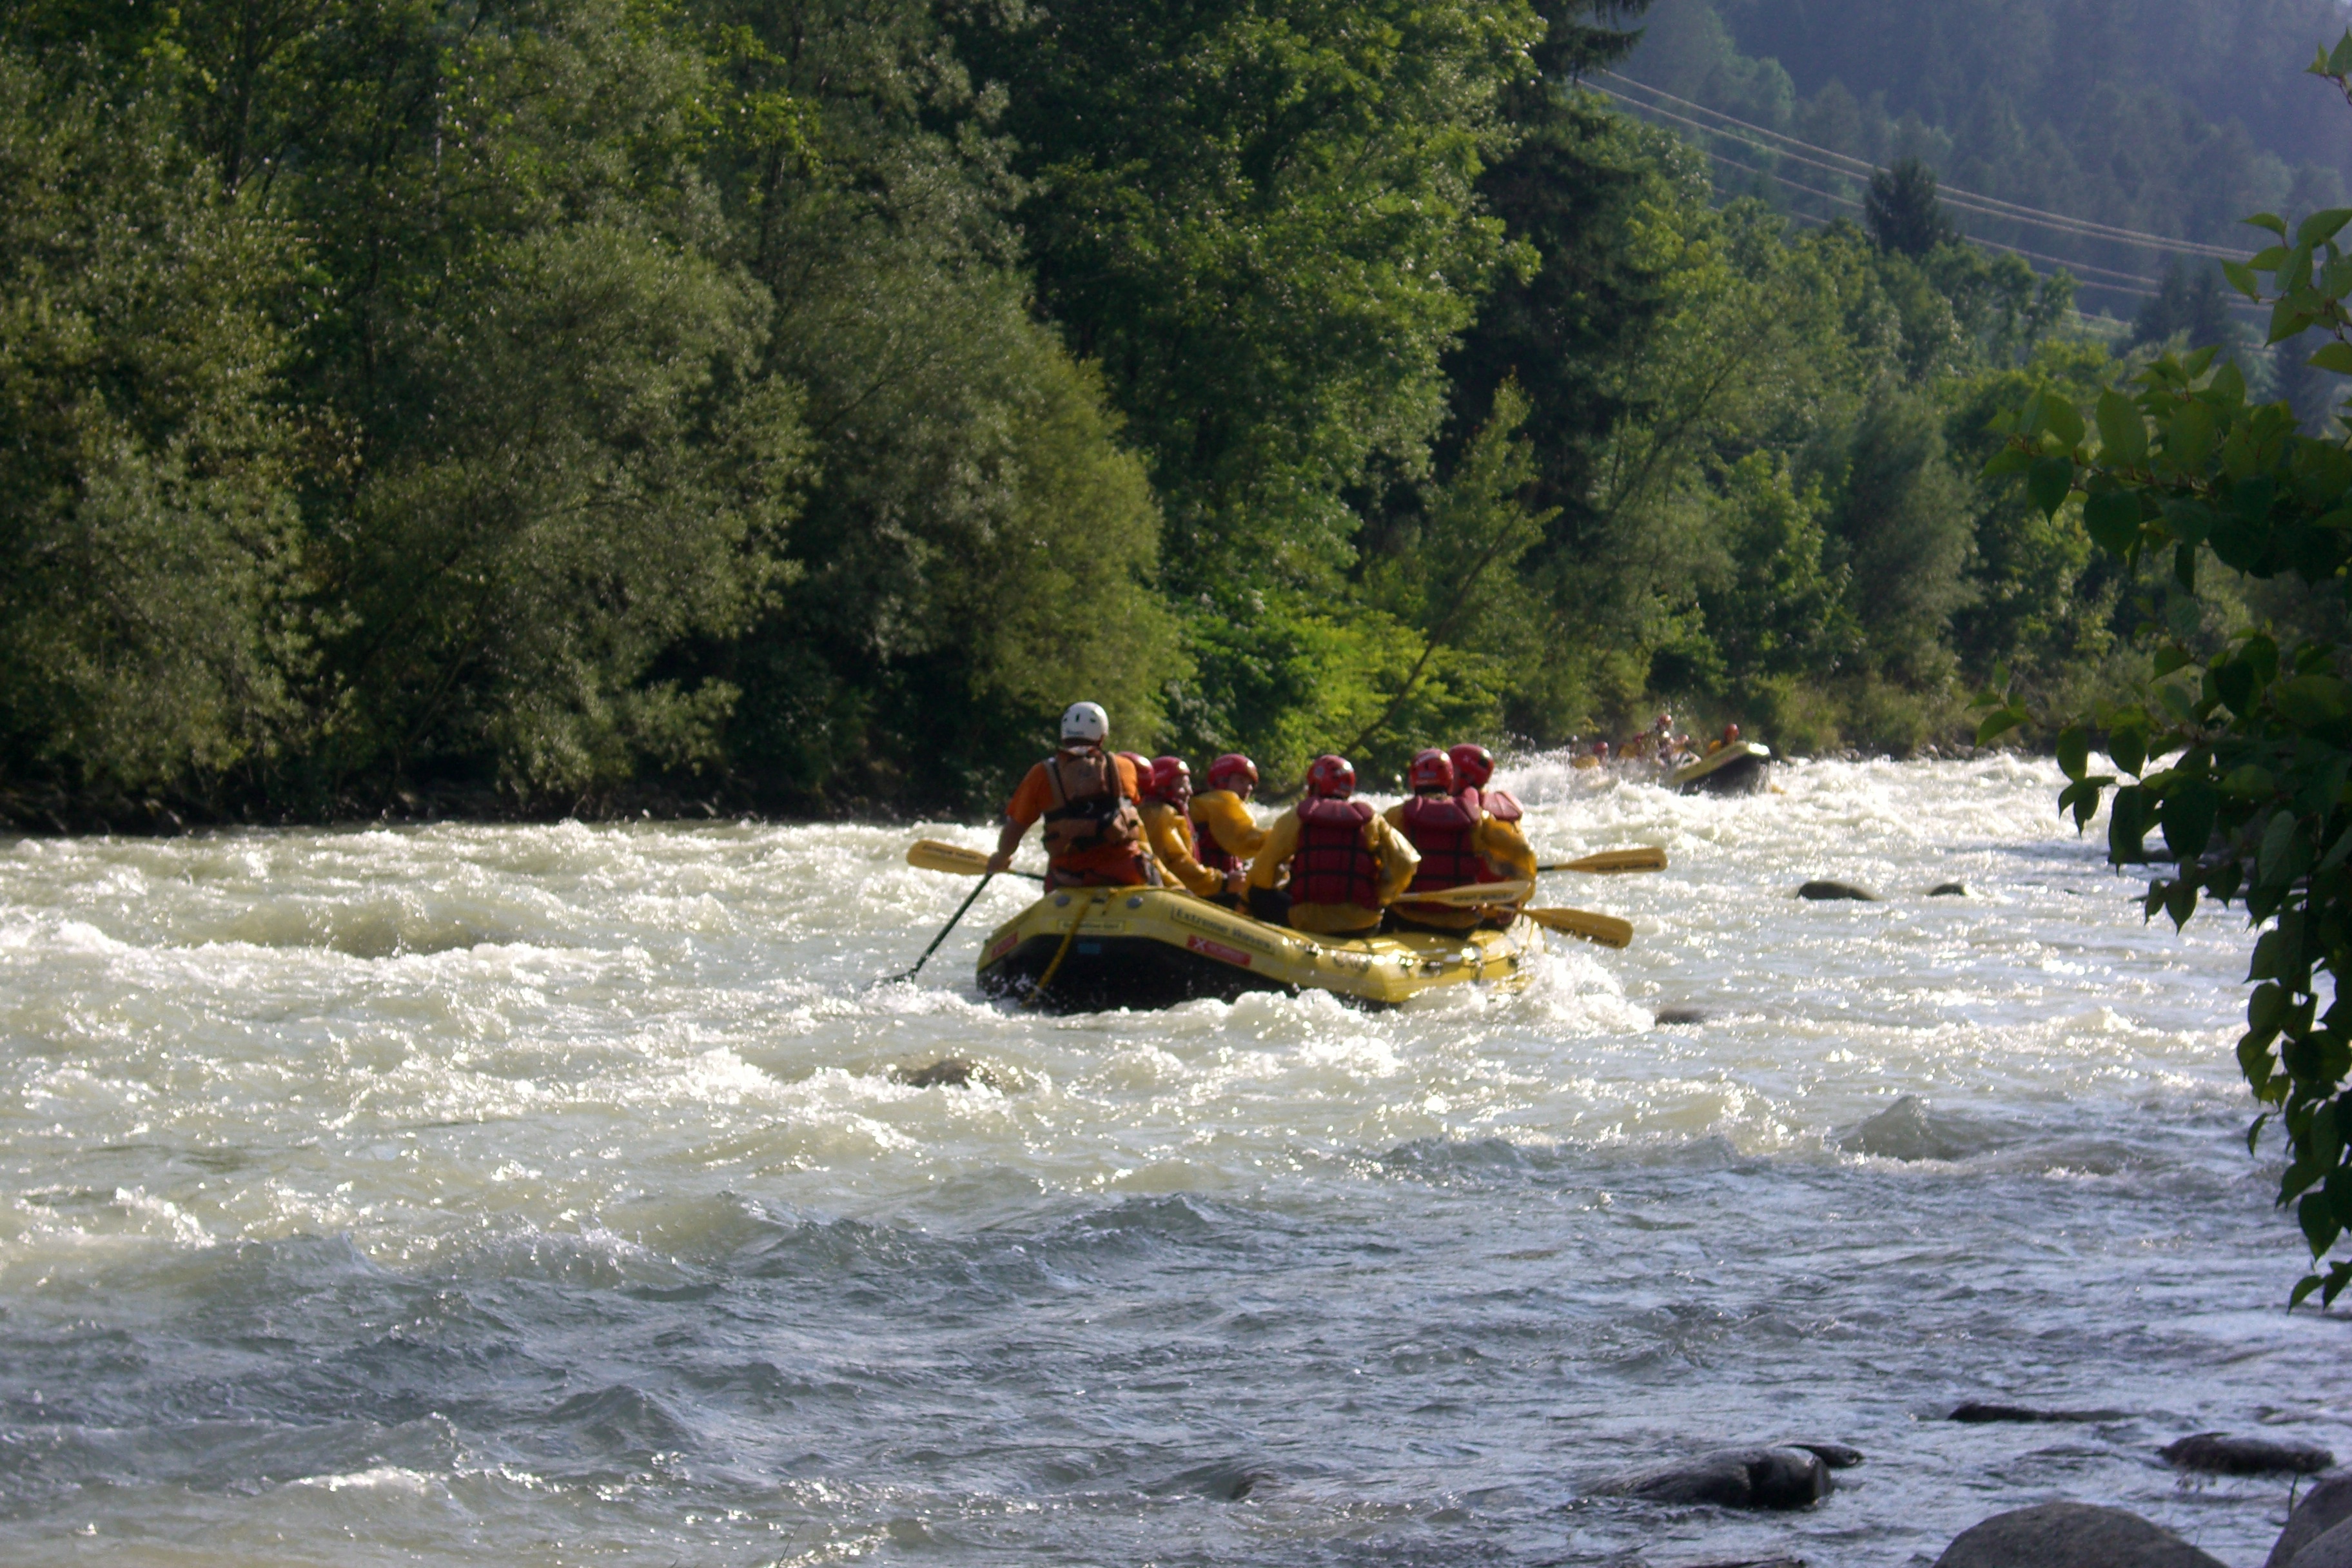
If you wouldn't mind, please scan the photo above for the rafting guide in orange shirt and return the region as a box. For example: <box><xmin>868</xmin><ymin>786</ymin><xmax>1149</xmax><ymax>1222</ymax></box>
<box><xmin>987</xmin><ymin>702</ymin><xmax>1160</xmax><ymax>891</ymax></box>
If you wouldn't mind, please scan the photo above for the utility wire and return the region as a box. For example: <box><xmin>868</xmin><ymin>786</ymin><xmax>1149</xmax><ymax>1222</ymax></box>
<box><xmin>1595</xmin><ymin>71</ymin><xmax>2246</xmax><ymax>261</ymax></box>
<box><xmin>1694</xmin><ymin>141</ymin><xmax>2267</xmax><ymax>313</ymax></box>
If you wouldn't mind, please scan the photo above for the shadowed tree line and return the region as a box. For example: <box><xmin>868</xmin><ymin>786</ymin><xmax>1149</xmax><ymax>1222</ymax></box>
<box><xmin>0</xmin><ymin>0</ymin><xmax>2321</xmax><ymax>823</ymax></box>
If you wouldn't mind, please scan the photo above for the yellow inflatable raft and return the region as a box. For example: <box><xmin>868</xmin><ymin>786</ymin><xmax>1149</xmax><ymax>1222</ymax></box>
<box><xmin>975</xmin><ymin>886</ymin><xmax>1544</xmax><ymax>1011</ymax></box>
<box><xmin>1670</xmin><ymin>740</ymin><xmax>1772</xmax><ymax>796</ymax></box>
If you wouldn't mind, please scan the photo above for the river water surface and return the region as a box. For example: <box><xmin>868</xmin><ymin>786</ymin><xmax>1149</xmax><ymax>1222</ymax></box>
<box><xmin>2</xmin><ymin>758</ymin><xmax>2344</xmax><ymax>1567</ymax></box>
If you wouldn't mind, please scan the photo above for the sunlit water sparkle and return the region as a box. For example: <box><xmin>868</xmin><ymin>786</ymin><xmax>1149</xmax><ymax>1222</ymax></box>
<box><xmin>1</xmin><ymin>756</ymin><xmax>2342</xmax><ymax>1567</ymax></box>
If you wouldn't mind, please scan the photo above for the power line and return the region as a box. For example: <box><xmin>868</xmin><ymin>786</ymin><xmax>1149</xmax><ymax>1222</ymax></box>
<box><xmin>1594</xmin><ymin>71</ymin><xmax>2246</xmax><ymax>261</ymax></box>
<box><xmin>1693</xmin><ymin>141</ymin><xmax>2267</xmax><ymax>313</ymax></box>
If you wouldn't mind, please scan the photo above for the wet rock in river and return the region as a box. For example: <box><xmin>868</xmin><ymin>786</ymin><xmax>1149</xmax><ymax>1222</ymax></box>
<box><xmin>1949</xmin><ymin>1400</ymin><xmax>2131</xmax><ymax>1424</ymax></box>
<box><xmin>1798</xmin><ymin>879</ymin><xmax>1880</xmax><ymax>901</ymax></box>
<box><xmin>2268</xmin><ymin>1472</ymin><xmax>2352</xmax><ymax>1567</ymax></box>
<box><xmin>1928</xmin><ymin>881</ymin><xmax>1968</xmax><ymax>896</ymax></box>
<box><xmin>1594</xmin><ymin>1444</ymin><xmax>1844</xmax><ymax>1509</ymax></box>
<box><xmin>1653</xmin><ymin>1006</ymin><xmax>1709</xmax><ymax>1026</ymax></box>
<box><xmin>892</xmin><ymin>1057</ymin><xmax>983</xmax><ymax>1089</ymax></box>
<box><xmin>1934</xmin><ymin>1502</ymin><xmax>2226</xmax><ymax>1568</ymax></box>
<box><xmin>1839</xmin><ymin>1095</ymin><xmax>1998</xmax><ymax>1162</ymax></box>
<box><xmin>2161</xmin><ymin>1431</ymin><xmax>2335</xmax><ymax>1476</ymax></box>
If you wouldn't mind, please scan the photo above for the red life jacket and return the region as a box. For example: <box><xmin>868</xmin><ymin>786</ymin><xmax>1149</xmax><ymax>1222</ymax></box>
<box><xmin>1458</xmin><ymin>785</ymin><xmax>1521</xmax><ymax>823</ymax></box>
<box><xmin>1399</xmin><ymin>792</ymin><xmax>1487</xmax><ymax>893</ymax></box>
<box><xmin>1292</xmin><ymin>797</ymin><xmax>1379</xmax><ymax>908</ymax></box>
<box><xmin>1041</xmin><ymin>749</ymin><xmax>1142</xmax><ymax>858</ymax></box>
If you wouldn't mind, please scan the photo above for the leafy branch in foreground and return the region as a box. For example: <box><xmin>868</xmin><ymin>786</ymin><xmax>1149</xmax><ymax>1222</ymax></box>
<box><xmin>1978</xmin><ymin>121</ymin><xmax>2352</xmax><ymax>1304</ymax></box>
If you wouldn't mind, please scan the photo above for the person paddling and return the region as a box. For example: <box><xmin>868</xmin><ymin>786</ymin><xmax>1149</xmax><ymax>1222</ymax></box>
<box><xmin>1246</xmin><ymin>754</ymin><xmax>1418</xmax><ymax>936</ymax></box>
<box><xmin>1139</xmin><ymin>756</ymin><xmax>1240</xmax><ymax>899</ymax></box>
<box><xmin>1386</xmin><ymin>747</ymin><xmax>1535</xmax><ymax>932</ymax></box>
<box><xmin>988</xmin><ymin>703</ymin><xmax>1157</xmax><ymax>891</ymax></box>
<box><xmin>1189</xmin><ymin>752</ymin><xmax>1266</xmax><ymax>907</ymax></box>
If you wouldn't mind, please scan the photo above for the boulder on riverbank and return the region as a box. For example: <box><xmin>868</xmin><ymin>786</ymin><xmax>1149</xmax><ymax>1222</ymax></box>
<box><xmin>2289</xmin><ymin>1520</ymin><xmax>2352</xmax><ymax>1568</ymax></box>
<box><xmin>2161</xmin><ymin>1432</ymin><xmax>2335</xmax><ymax>1476</ymax></box>
<box><xmin>1593</xmin><ymin>1444</ymin><xmax>1854</xmax><ymax>1509</ymax></box>
<box><xmin>1933</xmin><ymin>1502</ymin><xmax>2226</xmax><ymax>1568</ymax></box>
<box><xmin>2267</xmin><ymin>1471</ymin><xmax>2352</xmax><ymax>1567</ymax></box>
<box><xmin>1798</xmin><ymin>880</ymin><xmax>1879</xmax><ymax>901</ymax></box>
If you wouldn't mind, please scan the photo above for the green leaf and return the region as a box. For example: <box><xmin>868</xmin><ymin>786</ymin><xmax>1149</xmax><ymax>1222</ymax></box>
<box><xmin>2151</xmin><ymin>643</ymin><xmax>2192</xmax><ymax>678</ymax></box>
<box><xmin>2248</xmin><ymin>213</ymin><xmax>2290</xmax><ymax>238</ymax></box>
<box><xmin>2310</xmin><ymin>342</ymin><xmax>2352</xmax><ymax>375</ymax></box>
<box><xmin>2162</xmin><ymin>777</ymin><xmax>2219</xmax><ymax>862</ymax></box>
<box><xmin>2260</xmin><ymin>809</ymin><xmax>2300</xmax><ymax>885</ymax></box>
<box><xmin>2270</xmin><ymin>299</ymin><xmax>2317</xmax><ymax>345</ymax></box>
<box><xmin>2273</xmin><ymin>674</ymin><xmax>2352</xmax><ymax>729</ymax></box>
<box><xmin>2110</xmin><ymin>785</ymin><xmax>2150</xmax><ymax>863</ymax></box>
<box><xmin>2165</xmin><ymin>400</ymin><xmax>2217</xmax><ymax>473</ymax></box>
<box><xmin>2299</xmin><ymin>209</ymin><xmax>2352</xmax><ymax>248</ymax></box>
<box><xmin>2055</xmin><ymin>725</ymin><xmax>2090</xmax><ymax>781</ymax></box>
<box><xmin>2248</xmin><ymin>1112</ymin><xmax>2272</xmax><ymax>1155</ymax></box>
<box><xmin>2332</xmin><ymin>29</ymin><xmax>2352</xmax><ymax>77</ymax></box>
<box><xmin>2082</xmin><ymin>490</ymin><xmax>2141</xmax><ymax>554</ymax></box>
<box><xmin>2042</xmin><ymin>395</ymin><xmax>2086</xmax><ymax>449</ymax></box>
<box><xmin>2300</xmin><ymin>1191</ymin><xmax>2342</xmax><ymax>1257</ymax></box>
<box><xmin>2094</xmin><ymin>387</ymin><xmax>2148</xmax><ymax>466</ymax></box>
<box><xmin>1974</xmin><ymin>707</ymin><xmax>2024</xmax><ymax>747</ymax></box>
<box><xmin>2222</xmin><ymin>259</ymin><xmax>2259</xmax><ymax>299</ymax></box>
<box><xmin>2027</xmin><ymin>455</ymin><xmax>2074</xmax><ymax>518</ymax></box>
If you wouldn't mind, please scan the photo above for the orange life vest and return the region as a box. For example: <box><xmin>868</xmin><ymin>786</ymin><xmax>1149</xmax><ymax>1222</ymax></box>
<box><xmin>1041</xmin><ymin>749</ymin><xmax>1142</xmax><ymax>858</ymax></box>
<box><xmin>1293</xmin><ymin>798</ymin><xmax>1379</xmax><ymax>908</ymax></box>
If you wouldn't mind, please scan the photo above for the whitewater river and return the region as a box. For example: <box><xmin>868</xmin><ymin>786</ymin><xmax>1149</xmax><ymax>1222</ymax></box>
<box><xmin>1</xmin><ymin>756</ymin><xmax>2344</xmax><ymax>1567</ymax></box>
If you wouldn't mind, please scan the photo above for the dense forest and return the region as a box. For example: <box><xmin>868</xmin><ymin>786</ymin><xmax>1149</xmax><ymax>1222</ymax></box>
<box><xmin>0</xmin><ymin>0</ymin><xmax>2343</xmax><ymax>824</ymax></box>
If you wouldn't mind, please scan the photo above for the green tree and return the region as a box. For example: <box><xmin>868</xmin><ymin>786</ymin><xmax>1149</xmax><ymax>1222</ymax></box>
<box><xmin>1866</xmin><ymin>157</ymin><xmax>1961</xmax><ymax>259</ymax></box>
<box><xmin>0</xmin><ymin>56</ymin><xmax>306</xmax><ymax>800</ymax></box>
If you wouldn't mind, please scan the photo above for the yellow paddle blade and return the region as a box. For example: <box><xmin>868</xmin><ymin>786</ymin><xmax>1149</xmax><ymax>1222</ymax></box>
<box><xmin>1399</xmin><ymin>879</ymin><xmax>1534</xmax><ymax>909</ymax></box>
<box><xmin>1542</xmin><ymin>846</ymin><xmax>1667</xmax><ymax>876</ymax></box>
<box><xmin>1523</xmin><ymin>906</ymin><xmax>1634</xmax><ymax>948</ymax></box>
<box><xmin>908</xmin><ymin>839</ymin><xmax>994</xmax><ymax>876</ymax></box>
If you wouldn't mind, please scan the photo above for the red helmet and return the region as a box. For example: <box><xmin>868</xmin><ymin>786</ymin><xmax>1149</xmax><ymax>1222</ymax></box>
<box><xmin>1207</xmin><ymin>752</ymin><xmax>1259</xmax><ymax>794</ymax></box>
<box><xmin>1150</xmin><ymin>755</ymin><xmax>1191</xmax><ymax>803</ymax></box>
<box><xmin>1447</xmin><ymin>743</ymin><xmax>1494</xmax><ymax>790</ymax></box>
<box><xmin>1407</xmin><ymin>747</ymin><xmax>1455</xmax><ymax>793</ymax></box>
<box><xmin>1723</xmin><ymin>723</ymin><xmax>1741</xmax><ymax>743</ymax></box>
<box><xmin>1306</xmin><ymin>754</ymin><xmax>1356</xmax><ymax>798</ymax></box>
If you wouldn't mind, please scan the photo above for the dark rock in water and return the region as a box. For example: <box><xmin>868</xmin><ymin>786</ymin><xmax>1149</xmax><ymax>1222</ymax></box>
<box><xmin>1596</xmin><ymin>1445</ymin><xmax>1836</xmax><ymax>1509</ymax></box>
<box><xmin>1949</xmin><ymin>1400</ymin><xmax>2131</xmax><ymax>1424</ymax></box>
<box><xmin>1928</xmin><ymin>881</ymin><xmax>1968</xmax><ymax>896</ymax></box>
<box><xmin>1150</xmin><ymin>1462</ymin><xmax>1267</xmax><ymax>1501</ymax></box>
<box><xmin>892</xmin><ymin>1057</ymin><xmax>981</xmax><ymax>1089</ymax></box>
<box><xmin>2162</xmin><ymin>1432</ymin><xmax>2335</xmax><ymax>1476</ymax></box>
<box><xmin>1798</xmin><ymin>879</ymin><xmax>1880</xmax><ymax>901</ymax></box>
<box><xmin>1667</xmin><ymin>1559</ymin><xmax>1807</xmax><ymax>1568</ymax></box>
<box><xmin>1654</xmin><ymin>1006</ymin><xmax>1709</xmax><ymax>1026</ymax></box>
<box><xmin>2288</xmin><ymin>1518</ymin><xmax>2352</xmax><ymax>1568</ymax></box>
<box><xmin>1839</xmin><ymin>1095</ymin><xmax>1997</xmax><ymax>1162</ymax></box>
<box><xmin>1934</xmin><ymin>1502</ymin><xmax>2226</xmax><ymax>1568</ymax></box>
<box><xmin>1788</xmin><ymin>1441</ymin><xmax>1864</xmax><ymax>1469</ymax></box>
<box><xmin>2268</xmin><ymin>1472</ymin><xmax>2352</xmax><ymax>1568</ymax></box>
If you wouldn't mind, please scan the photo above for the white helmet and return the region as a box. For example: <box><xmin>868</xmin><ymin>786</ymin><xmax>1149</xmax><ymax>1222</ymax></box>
<box><xmin>1060</xmin><ymin>701</ymin><xmax>1109</xmax><ymax>745</ymax></box>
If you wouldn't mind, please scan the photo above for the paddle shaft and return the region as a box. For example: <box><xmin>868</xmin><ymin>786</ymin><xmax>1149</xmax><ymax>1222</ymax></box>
<box><xmin>889</xmin><ymin>872</ymin><xmax>996</xmax><ymax>983</ymax></box>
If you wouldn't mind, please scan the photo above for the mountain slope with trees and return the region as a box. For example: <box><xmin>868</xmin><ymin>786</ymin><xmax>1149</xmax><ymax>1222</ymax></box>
<box><xmin>0</xmin><ymin>0</ymin><xmax>2335</xmax><ymax>823</ymax></box>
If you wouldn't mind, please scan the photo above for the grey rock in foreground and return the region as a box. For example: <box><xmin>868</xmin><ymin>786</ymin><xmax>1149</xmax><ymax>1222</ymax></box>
<box><xmin>2161</xmin><ymin>1432</ymin><xmax>2335</xmax><ymax>1476</ymax></box>
<box><xmin>1798</xmin><ymin>879</ymin><xmax>1879</xmax><ymax>901</ymax></box>
<box><xmin>1594</xmin><ymin>1444</ymin><xmax>1848</xmax><ymax>1509</ymax></box>
<box><xmin>2291</xmin><ymin>1519</ymin><xmax>2352</xmax><ymax>1568</ymax></box>
<box><xmin>2269</xmin><ymin>1472</ymin><xmax>2352</xmax><ymax>1567</ymax></box>
<box><xmin>1934</xmin><ymin>1503</ymin><xmax>2225</xmax><ymax>1568</ymax></box>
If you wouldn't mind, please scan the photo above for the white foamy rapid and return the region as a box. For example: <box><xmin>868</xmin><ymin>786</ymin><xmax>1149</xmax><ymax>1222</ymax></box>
<box><xmin>1</xmin><ymin>758</ymin><xmax>2340</xmax><ymax>1567</ymax></box>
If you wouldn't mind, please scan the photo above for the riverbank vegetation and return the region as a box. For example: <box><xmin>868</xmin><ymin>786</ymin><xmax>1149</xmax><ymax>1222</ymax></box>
<box><xmin>3</xmin><ymin>0</ymin><xmax>2346</xmax><ymax>823</ymax></box>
